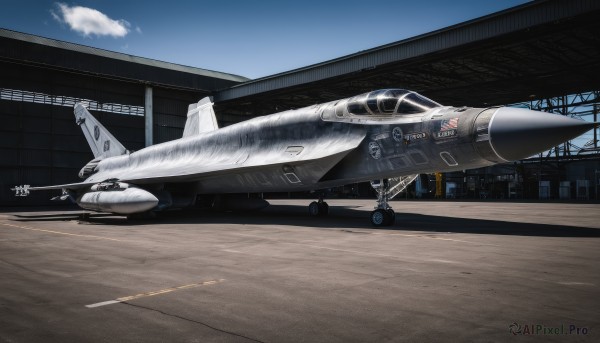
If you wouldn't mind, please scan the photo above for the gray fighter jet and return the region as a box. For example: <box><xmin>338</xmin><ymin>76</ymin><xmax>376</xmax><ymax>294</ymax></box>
<box><xmin>13</xmin><ymin>89</ymin><xmax>595</xmax><ymax>226</ymax></box>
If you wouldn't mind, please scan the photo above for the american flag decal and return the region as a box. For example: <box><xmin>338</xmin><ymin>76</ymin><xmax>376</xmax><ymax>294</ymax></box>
<box><xmin>441</xmin><ymin>117</ymin><xmax>459</xmax><ymax>131</ymax></box>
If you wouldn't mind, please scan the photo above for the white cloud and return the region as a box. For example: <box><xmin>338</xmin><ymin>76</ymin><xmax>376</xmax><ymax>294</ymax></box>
<box><xmin>50</xmin><ymin>9</ymin><xmax>62</xmax><ymax>23</ymax></box>
<box><xmin>51</xmin><ymin>3</ymin><xmax>130</xmax><ymax>38</ymax></box>
<box><xmin>135</xmin><ymin>26</ymin><xmax>142</xmax><ymax>34</ymax></box>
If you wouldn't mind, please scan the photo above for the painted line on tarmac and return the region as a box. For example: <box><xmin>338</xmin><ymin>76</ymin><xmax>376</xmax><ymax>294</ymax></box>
<box><xmin>284</xmin><ymin>242</ymin><xmax>407</xmax><ymax>259</ymax></box>
<box><xmin>228</xmin><ymin>232</ymin><xmax>468</xmax><ymax>265</ymax></box>
<box><xmin>86</xmin><ymin>279</ymin><xmax>225</xmax><ymax>308</ymax></box>
<box><xmin>370</xmin><ymin>232</ymin><xmax>498</xmax><ymax>246</ymax></box>
<box><xmin>233</xmin><ymin>231</ymin><xmax>493</xmax><ymax>247</ymax></box>
<box><xmin>0</xmin><ymin>222</ymin><xmax>123</xmax><ymax>242</ymax></box>
<box><xmin>556</xmin><ymin>281</ymin><xmax>595</xmax><ymax>286</ymax></box>
<box><xmin>228</xmin><ymin>233</ymin><xmax>410</xmax><ymax>260</ymax></box>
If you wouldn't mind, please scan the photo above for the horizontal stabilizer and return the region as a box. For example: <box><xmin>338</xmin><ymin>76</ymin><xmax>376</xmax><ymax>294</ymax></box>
<box><xmin>74</xmin><ymin>103</ymin><xmax>128</xmax><ymax>158</ymax></box>
<box><xmin>183</xmin><ymin>96</ymin><xmax>219</xmax><ymax>138</ymax></box>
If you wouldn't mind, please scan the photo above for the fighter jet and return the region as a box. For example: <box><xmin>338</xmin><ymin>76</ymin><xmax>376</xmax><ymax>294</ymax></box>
<box><xmin>13</xmin><ymin>89</ymin><xmax>595</xmax><ymax>226</ymax></box>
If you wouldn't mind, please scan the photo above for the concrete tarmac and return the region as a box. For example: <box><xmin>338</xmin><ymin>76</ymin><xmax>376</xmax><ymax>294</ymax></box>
<box><xmin>1</xmin><ymin>200</ymin><xmax>599</xmax><ymax>342</ymax></box>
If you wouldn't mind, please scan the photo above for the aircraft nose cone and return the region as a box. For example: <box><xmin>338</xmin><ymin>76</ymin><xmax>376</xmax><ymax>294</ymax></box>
<box><xmin>489</xmin><ymin>107</ymin><xmax>596</xmax><ymax>161</ymax></box>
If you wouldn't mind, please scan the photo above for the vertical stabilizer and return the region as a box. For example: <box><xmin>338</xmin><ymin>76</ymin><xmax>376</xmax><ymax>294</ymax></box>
<box><xmin>183</xmin><ymin>96</ymin><xmax>219</xmax><ymax>138</ymax></box>
<box><xmin>74</xmin><ymin>103</ymin><xmax>128</xmax><ymax>159</ymax></box>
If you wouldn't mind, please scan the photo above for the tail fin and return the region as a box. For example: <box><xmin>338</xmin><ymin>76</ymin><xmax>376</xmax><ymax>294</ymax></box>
<box><xmin>182</xmin><ymin>96</ymin><xmax>219</xmax><ymax>138</ymax></box>
<box><xmin>74</xmin><ymin>103</ymin><xmax>128</xmax><ymax>159</ymax></box>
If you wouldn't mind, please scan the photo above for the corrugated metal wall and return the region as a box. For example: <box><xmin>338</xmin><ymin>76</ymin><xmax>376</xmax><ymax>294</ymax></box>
<box><xmin>153</xmin><ymin>88</ymin><xmax>201</xmax><ymax>143</ymax></box>
<box><xmin>0</xmin><ymin>59</ymin><xmax>210</xmax><ymax>206</ymax></box>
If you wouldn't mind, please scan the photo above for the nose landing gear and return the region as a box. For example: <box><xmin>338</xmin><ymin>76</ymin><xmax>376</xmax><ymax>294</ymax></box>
<box><xmin>370</xmin><ymin>178</ymin><xmax>396</xmax><ymax>227</ymax></box>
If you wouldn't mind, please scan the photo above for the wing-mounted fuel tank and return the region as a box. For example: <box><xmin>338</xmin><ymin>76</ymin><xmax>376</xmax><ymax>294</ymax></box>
<box><xmin>77</xmin><ymin>182</ymin><xmax>158</xmax><ymax>214</ymax></box>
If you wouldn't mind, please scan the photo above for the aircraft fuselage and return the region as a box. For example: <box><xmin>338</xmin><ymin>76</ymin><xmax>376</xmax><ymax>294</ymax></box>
<box><xmin>17</xmin><ymin>89</ymin><xmax>594</xmax><ymax>219</ymax></box>
<box><xmin>83</xmin><ymin>104</ymin><xmax>495</xmax><ymax>195</ymax></box>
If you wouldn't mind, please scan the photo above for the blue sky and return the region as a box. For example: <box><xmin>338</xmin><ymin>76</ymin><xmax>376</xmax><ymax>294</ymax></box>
<box><xmin>1</xmin><ymin>0</ymin><xmax>530</xmax><ymax>79</ymax></box>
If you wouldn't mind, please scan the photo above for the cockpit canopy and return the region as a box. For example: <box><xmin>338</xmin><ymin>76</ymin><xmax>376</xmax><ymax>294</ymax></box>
<box><xmin>336</xmin><ymin>89</ymin><xmax>441</xmax><ymax>117</ymax></box>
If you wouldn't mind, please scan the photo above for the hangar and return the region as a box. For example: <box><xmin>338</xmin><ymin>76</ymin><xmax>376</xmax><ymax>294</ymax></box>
<box><xmin>1</xmin><ymin>0</ymin><xmax>599</xmax><ymax>205</ymax></box>
<box><xmin>0</xmin><ymin>29</ymin><xmax>248</xmax><ymax>205</ymax></box>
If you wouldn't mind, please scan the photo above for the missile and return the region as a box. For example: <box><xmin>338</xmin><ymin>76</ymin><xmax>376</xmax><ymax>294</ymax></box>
<box><xmin>77</xmin><ymin>183</ymin><xmax>158</xmax><ymax>214</ymax></box>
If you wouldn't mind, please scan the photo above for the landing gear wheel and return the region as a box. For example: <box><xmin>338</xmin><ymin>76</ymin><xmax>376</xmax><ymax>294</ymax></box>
<box><xmin>370</xmin><ymin>178</ymin><xmax>398</xmax><ymax>227</ymax></box>
<box><xmin>309</xmin><ymin>201</ymin><xmax>329</xmax><ymax>216</ymax></box>
<box><xmin>308</xmin><ymin>201</ymin><xmax>320</xmax><ymax>216</ymax></box>
<box><xmin>318</xmin><ymin>202</ymin><xmax>329</xmax><ymax>216</ymax></box>
<box><xmin>386</xmin><ymin>209</ymin><xmax>395</xmax><ymax>225</ymax></box>
<box><xmin>370</xmin><ymin>209</ymin><xmax>395</xmax><ymax>227</ymax></box>
<box><xmin>371</xmin><ymin>209</ymin><xmax>388</xmax><ymax>227</ymax></box>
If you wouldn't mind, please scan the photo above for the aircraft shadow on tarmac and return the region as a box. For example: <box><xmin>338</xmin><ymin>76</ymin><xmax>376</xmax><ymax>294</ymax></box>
<box><xmin>9</xmin><ymin>204</ymin><xmax>600</xmax><ymax>238</ymax></box>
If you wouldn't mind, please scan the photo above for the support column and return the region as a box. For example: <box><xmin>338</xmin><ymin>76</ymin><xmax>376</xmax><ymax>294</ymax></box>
<box><xmin>145</xmin><ymin>86</ymin><xmax>153</xmax><ymax>147</ymax></box>
<box><xmin>594</xmin><ymin>103</ymin><xmax>598</xmax><ymax>150</ymax></box>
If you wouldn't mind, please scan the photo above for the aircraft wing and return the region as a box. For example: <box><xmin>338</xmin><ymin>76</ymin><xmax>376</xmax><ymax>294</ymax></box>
<box><xmin>88</xmin><ymin>130</ymin><xmax>367</xmax><ymax>188</ymax></box>
<box><xmin>15</xmin><ymin>133</ymin><xmax>365</xmax><ymax>195</ymax></box>
<box><xmin>116</xmin><ymin>146</ymin><xmax>359</xmax><ymax>186</ymax></box>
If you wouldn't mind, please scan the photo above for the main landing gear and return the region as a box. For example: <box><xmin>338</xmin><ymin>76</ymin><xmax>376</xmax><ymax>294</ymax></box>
<box><xmin>308</xmin><ymin>197</ymin><xmax>329</xmax><ymax>217</ymax></box>
<box><xmin>306</xmin><ymin>182</ymin><xmax>397</xmax><ymax>226</ymax></box>
<box><xmin>370</xmin><ymin>208</ymin><xmax>395</xmax><ymax>227</ymax></box>
<box><xmin>370</xmin><ymin>179</ymin><xmax>396</xmax><ymax>227</ymax></box>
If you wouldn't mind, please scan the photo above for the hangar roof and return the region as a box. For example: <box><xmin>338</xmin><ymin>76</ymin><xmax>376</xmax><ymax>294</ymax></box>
<box><xmin>0</xmin><ymin>29</ymin><xmax>249</xmax><ymax>92</ymax></box>
<box><xmin>213</xmin><ymin>0</ymin><xmax>600</xmax><ymax>116</ymax></box>
<box><xmin>2</xmin><ymin>0</ymin><xmax>598</xmax><ymax>119</ymax></box>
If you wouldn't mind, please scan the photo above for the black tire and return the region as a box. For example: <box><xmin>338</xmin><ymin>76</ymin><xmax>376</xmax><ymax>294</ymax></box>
<box><xmin>385</xmin><ymin>209</ymin><xmax>395</xmax><ymax>226</ymax></box>
<box><xmin>318</xmin><ymin>202</ymin><xmax>329</xmax><ymax>216</ymax></box>
<box><xmin>308</xmin><ymin>201</ymin><xmax>320</xmax><ymax>216</ymax></box>
<box><xmin>370</xmin><ymin>209</ymin><xmax>387</xmax><ymax>227</ymax></box>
